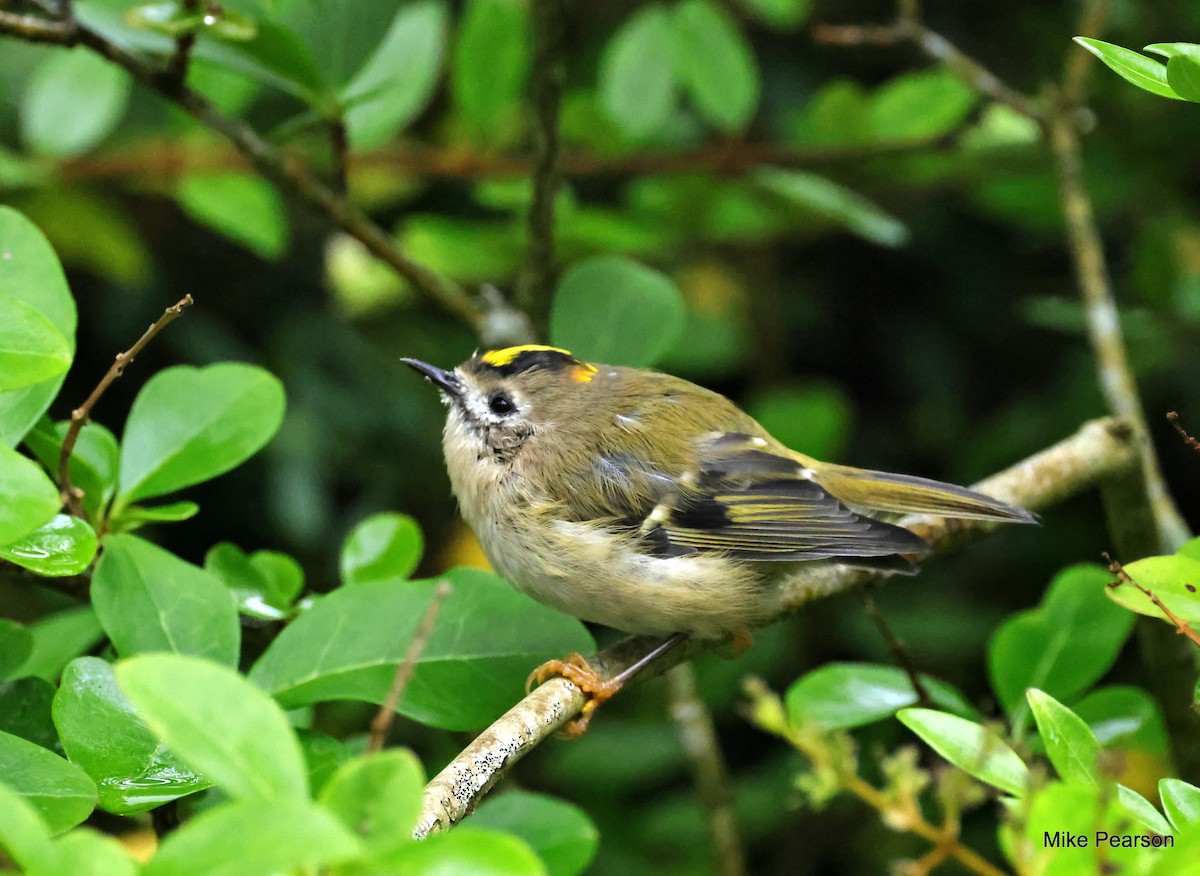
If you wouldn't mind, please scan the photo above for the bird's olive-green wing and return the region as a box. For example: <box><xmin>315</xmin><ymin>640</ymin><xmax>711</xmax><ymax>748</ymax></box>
<box><xmin>638</xmin><ymin>433</ymin><xmax>930</xmax><ymax>562</ymax></box>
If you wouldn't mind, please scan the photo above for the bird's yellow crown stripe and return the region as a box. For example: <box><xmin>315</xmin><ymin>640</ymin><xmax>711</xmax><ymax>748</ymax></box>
<box><xmin>481</xmin><ymin>345</ymin><xmax>575</xmax><ymax>366</ymax></box>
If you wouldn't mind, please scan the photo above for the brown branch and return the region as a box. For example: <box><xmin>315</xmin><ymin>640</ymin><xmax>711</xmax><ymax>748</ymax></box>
<box><xmin>854</xmin><ymin>585</ymin><xmax>934</xmax><ymax>708</ymax></box>
<box><xmin>0</xmin><ymin>9</ymin><xmax>485</xmax><ymax>335</ymax></box>
<box><xmin>515</xmin><ymin>0</ymin><xmax>565</xmax><ymax>330</ymax></box>
<box><xmin>1167</xmin><ymin>411</ymin><xmax>1200</xmax><ymax>454</ymax></box>
<box><xmin>367</xmin><ymin>581</ymin><xmax>453</xmax><ymax>754</ymax></box>
<box><xmin>1106</xmin><ymin>555</ymin><xmax>1200</xmax><ymax>648</ymax></box>
<box><xmin>0</xmin><ymin>8</ymin><xmax>74</xmax><ymax>42</ymax></box>
<box><xmin>667</xmin><ymin>663</ymin><xmax>747</xmax><ymax>876</ymax></box>
<box><xmin>328</xmin><ymin>120</ymin><xmax>349</xmax><ymax>197</ymax></box>
<box><xmin>58</xmin><ymin>295</ymin><xmax>193</xmax><ymax>515</ymax></box>
<box><xmin>414</xmin><ymin>417</ymin><xmax>1139</xmax><ymax>837</ymax></box>
<box><xmin>162</xmin><ymin>0</ymin><xmax>200</xmax><ymax>89</ymax></box>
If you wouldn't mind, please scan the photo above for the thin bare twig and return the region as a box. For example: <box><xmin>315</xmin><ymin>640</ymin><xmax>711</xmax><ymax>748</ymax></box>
<box><xmin>163</xmin><ymin>0</ymin><xmax>200</xmax><ymax>89</ymax></box>
<box><xmin>1167</xmin><ymin>411</ymin><xmax>1200</xmax><ymax>454</ymax></box>
<box><xmin>854</xmin><ymin>585</ymin><xmax>933</xmax><ymax>707</ymax></box>
<box><xmin>516</xmin><ymin>0</ymin><xmax>565</xmax><ymax>330</ymax></box>
<box><xmin>58</xmin><ymin>295</ymin><xmax>194</xmax><ymax>515</ymax></box>
<box><xmin>0</xmin><ymin>8</ymin><xmax>73</xmax><ymax>42</ymax></box>
<box><xmin>667</xmin><ymin>663</ymin><xmax>747</xmax><ymax>876</ymax></box>
<box><xmin>329</xmin><ymin>120</ymin><xmax>349</xmax><ymax>196</ymax></box>
<box><xmin>1106</xmin><ymin>554</ymin><xmax>1200</xmax><ymax>648</ymax></box>
<box><xmin>0</xmin><ymin>8</ymin><xmax>485</xmax><ymax>334</ymax></box>
<box><xmin>414</xmin><ymin>417</ymin><xmax>1139</xmax><ymax>836</ymax></box>
<box><xmin>367</xmin><ymin>581</ymin><xmax>453</xmax><ymax>754</ymax></box>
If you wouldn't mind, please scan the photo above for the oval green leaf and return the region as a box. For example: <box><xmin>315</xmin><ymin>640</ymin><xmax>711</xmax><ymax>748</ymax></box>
<box><xmin>869</xmin><ymin>69</ymin><xmax>976</xmax><ymax>141</ymax></box>
<box><xmin>1073</xmin><ymin>38</ymin><xmax>1183</xmax><ymax>100</ymax></box>
<box><xmin>14</xmin><ymin>607</ymin><xmax>103</xmax><ymax>683</ymax></box>
<box><xmin>340</xmin><ymin>512</ymin><xmax>424</xmax><ymax>585</ymax></box>
<box><xmin>786</xmin><ymin>662</ymin><xmax>976</xmax><ymax>731</ymax></box>
<box><xmin>672</xmin><ymin>0</ymin><xmax>759</xmax><ymax>131</ymax></box>
<box><xmin>549</xmin><ymin>255</ymin><xmax>685</xmax><ymax>367</ymax></box>
<box><xmin>599</xmin><ymin>4</ymin><xmax>677</xmax><ymax>140</ymax></box>
<box><xmin>115</xmin><ymin>653</ymin><xmax>309</xmax><ymax>801</ymax></box>
<box><xmin>54</xmin><ymin>829</ymin><xmax>137</xmax><ymax>876</ymax></box>
<box><xmin>896</xmin><ymin>708</ymin><xmax>1029</xmax><ymax>797</ymax></box>
<box><xmin>471</xmin><ymin>790</ymin><xmax>599</xmax><ymax>876</ymax></box>
<box><xmin>0</xmin><ymin>444</ymin><xmax>61</xmax><ymax>547</ymax></box>
<box><xmin>176</xmin><ymin>175</ymin><xmax>288</xmax><ymax>260</ymax></box>
<box><xmin>318</xmin><ymin>749</ymin><xmax>425</xmax><ymax>858</ymax></box>
<box><xmin>52</xmin><ymin>657</ymin><xmax>210</xmax><ymax>815</ymax></box>
<box><xmin>0</xmin><ymin>781</ymin><xmax>59</xmax><ymax>876</ymax></box>
<box><xmin>753</xmin><ymin>167</ymin><xmax>909</xmax><ymax>248</ymax></box>
<box><xmin>24</xmin><ymin>419</ymin><xmax>118</xmax><ymax>522</ymax></box>
<box><xmin>1072</xmin><ymin>685</ymin><xmax>1168</xmax><ymax>754</ymax></box>
<box><xmin>108</xmin><ymin>501</ymin><xmax>200</xmax><ymax>534</ymax></box>
<box><xmin>735</xmin><ymin>0</ymin><xmax>811</xmax><ymax>30</ymax></box>
<box><xmin>989</xmin><ymin>564</ymin><xmax>1134</xmax><ymax>726</ymax></box>
<box><xmin>205</xmin><ymin>542</ymin><xmax>304</xmax><ymax>620</ymax></box>
<box><xmin>0</xmin><ymin>208</ymin><xmax>76</xmax><ymax>448</ymax></box>
<box><xmin>341</xmin><ymin>0</ymin><xmax>448</xmax><ymax>149</ymax></box>
<box><xmin>249</xmin><ymin>568</ymin><xmax>595</xmax><ymax>731</ymax></box>
<box><xmin>0</xmin><ymin>729</ymin><xmax>97</xmax><ymax>833</ymax></box>
<box><xmin>91</xmin><ymin>535</ymin><xmax>240</xmax><ymax>666</ymax></box>
<box><xmin>1160</xmin><ymin>778</ymin><xmax>1200</xmax><ymax>832</ymax></box>
<box><xmin>382</xmin><ymin>827</ymin><xmax>544</xmax><ymax>875</ymax></box>
<box><xmin>194</xmin><ymin>19</ymin><xmax>328</xmax><ymax>105</ymax></box>
<box><xmin>1026</xmin><ymin>689</ymin><xmax>1101</xmax><ymax>785</ymax></box>
<box><xmin>454</xmin><ymin>0</ymin><xmax>530</xmax><ymax>143</ymax></box>
<box><xmin>21</xmin><ymin>49</ymin><xmax>131</xmax><ymax>157</ymax></box>
<box><xmin>1106</xmin><ymin>554</ymin><xmax>1200</xmax><ymax>625</ymax></box>
<box><xmin>0</xmin><ymin>620</ymin><xmax>33</xmax><ymax>682</ymax></box>
<box><xmin>0</xmin><ymin>514</ymin><xmax>98</xmax><ymax>577</ymax></box>
<box><xmin>0</xmin><ymin>677</ymin><xmax>58</xmax><ymax>750</ymax></box>
<box><xmin>0</xmin><ymin>292</ymin><xmax>72</xmax><ymax>391</ymax></box>
<box><xmin>116</xmin><ymin>362</ymin><xmax>285</xmax><ymax>507</ymax></box>
<box><xmin>1167</xmin><ymin>53</ymin><xmax>1200</xmax><ymax>102</ymax></box>
<box><xmin>143</xmin><ymin>796</ymin><xmax>363</xmax><ymax>876</ymax></box>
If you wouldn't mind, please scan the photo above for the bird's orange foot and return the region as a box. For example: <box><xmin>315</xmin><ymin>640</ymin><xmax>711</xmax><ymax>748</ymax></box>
<box><xmin>526</xmin><ymin>653</ymin><xmax>624</xmax><ymax>737</ymax></box>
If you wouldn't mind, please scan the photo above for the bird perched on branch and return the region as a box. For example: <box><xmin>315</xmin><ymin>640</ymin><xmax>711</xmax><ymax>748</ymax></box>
<box><xmin>404</xmin><ymin>345</ymin><xmax>1034</xmax><ymax>731</ymax></box>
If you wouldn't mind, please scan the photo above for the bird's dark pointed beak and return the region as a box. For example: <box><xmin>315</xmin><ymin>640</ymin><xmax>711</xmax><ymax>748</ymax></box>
<box><xmin>401</xmin><ymin>358</ymin><xmax>463</xmax><ymax>398</ymax></box>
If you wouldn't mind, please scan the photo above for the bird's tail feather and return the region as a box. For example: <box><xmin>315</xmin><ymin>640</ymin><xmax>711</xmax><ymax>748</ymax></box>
<box><xmin>815</xmin><ymin>464</ymin><xmax>1037</xmax><ymax>523</ymax></box>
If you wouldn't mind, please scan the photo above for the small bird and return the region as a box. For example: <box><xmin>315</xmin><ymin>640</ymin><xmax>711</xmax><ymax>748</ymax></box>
<box><xmin>404</xmin><ymin>345</ymin><xmax>1034</xmax><ymax>729</ymax></box>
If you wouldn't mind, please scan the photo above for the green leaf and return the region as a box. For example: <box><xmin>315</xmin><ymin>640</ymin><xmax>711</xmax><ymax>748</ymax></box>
<box><xmin>109</xmin><ymin>501</ymin><xmax>200</xmax><ymax>533</ymax></box>
<box><xmin>1167</xmin><ymin>52</ymin><xmax>1200</xmax><ymax>102</ymax></box>
<box><xmin>381</xmin><ymin>827</ymin><xmax>545</xmax><ymax>875</ymax></box>
<box><xmin>318</xmin><ymin>749</ymin><xmax>425</xmax><ymax>858</ymax></box>
<box><xmin>735</xmin><ymin>0</ymin><xmax>811</xmax><ymax>30</ymax></box>
<box><xmin>745</xmin><ymin>383</ymin><xmax>852</xmax><ymax>461</ymax></box>
<box><xmin>752</xmin><ymin>167</ymin><xmax>910</xmax><ymax>248</ymax></box>
<box><xmin>1160</xmin><ymin>778</ymin><xmax>1200</xmax><ymax>832</ymax></box>
<box><xmin>341</xmin><ymin>0</ymin><xmax>448</xmax><ymax>149</ymax></box>
<box><xmin>1117</xmin><ymin>784</ymin><xmax>1173</xmax><ymax>836</ymax></box>
<box><xmin>549</xmin><ymin>255</ymin><xmax>686</xmax><ymax>367</ymax></box>
<box><xmin>0</xmin><ymin>729</ymin><xmax>97</xmax><ymax>832</ymax></box>
<box><xmin>1072</xmin><ymin>685</ymin><xmax>1168</xmax><ymax>754</ymax></box>
<box><xmin>0</xmin><ymin>781</ymin><xmax>59</xmax><ymax>876</ymax></box>
<box><xmin>91</xmin><ymin>535</ymin><xmax>240</xmax><ymax>665</ymax></box>
<box><xmin>176</xmin><ymin>175</ymin><xmax>288</xmax><ymax>259</ymax></box>
<box><xmin>249</xmin><ymin>568</ymin><xmax>595</xmax><ymax>731</ymax></box>
<box><xmin>115</xmin><ymin>653</ymin><xmax>309</xmax><ymax>801</ymax></box>
<box><xmin>205</xmin><ymin>542</ymin><xmax>304</xmax><ymax>620</ymax></box>
<box><xmin>1106</xmin><ymin>554</ymin><xmax>1200</xmax><ymax>625</ymax></box>
<box><xmin>52</xmin><ymin>657</ymin><xmax>209</xmax><ymax>815</ymax></box>
<box><xmin>13</xmin><ymin>607</ymin><xmax>104</xmax><ymax>682</ymax></box>
<box><xmin>0</xmin><ymin>292</ymin><xmax>72</xmax><ymax>391</ymax></box>
<box><xmin>0</xmin><ymin>620</ymin><xmax>33</xmax><ymax>681</ymax></box>
<box><xmin>672</xmin><ymin>0</ymin><xmax>759</xmax><ymax>131</ymax></box>
<box><xmin>21</xmin><ymin>49</ymin><xmax>131</xmax><ymax>157</ymax></box>
<box><xmin>116</xmin><ymin>362</ymin><xmax>286</xmax><ymax>507</ymax></box>
<box><xmin>0</xmin><ymin>515</ymin><xmax>98</xmax><ymax>577</ymax></box>
<box><xmin>54</xmin><ymin>829</ymin><xmax>137</xmax><ymax>876</ymax></box>
<box><xmin>599</xmin><ymin>5</ymin><xmax>677</xmax><ymax>140</ymax></box>
<box><xmin>24</xmin><ymin>420</ymin><xmax>118</xmax><ymax>521</ymax></box>
<box><xmin>1026</xmin><ymin>689</ymin><xmax>1101</xmax><ymax>785</ymax></box>
<box><xmin>1073</xmin><ymin>37</ymin><xmax>1184</xmax><ymax>100</ymax></box>
<box><xmin>988</xmin><ymin>564</ymin><xmax>1134</xmax><ymax>729</ymax></box>
<box><xmin>453</xmin><ymin>0</ymin><xmax>530</xmax><ymax>143</ymax></box>
<box><xmin>471</xmin><ymin>790</ymin><xmax>599</xmax><ymax>876</ymax></box>
<box><xmin>340</xmin><ymin>512</ymin><xmax>424</xmax><ymax>585</ymax></box>
<box><xmin>868</xmin><ymin>68</ymin><xmax>977</xmax><ymax>140</ymax></box>
<box><xmin>194</xmin><ymin>19</ymin><xmax>329</xmax><ymax>106</ymax></box>
<box><xmin>0</xmin><ymin>678</ymin><xmax>58</xmax><ymax>750</ymax></box>
<box><xmin>0</xmin><ymin>208</ymin><xmax>76</xmax><ymax>448</ymax></box>
<box><xmin>143</xmin><ymin>796</ymin><xmax>363</xmax><ymax>876</ymax></box>
<box><xmin>792</xmin><ymin>79</ymin><xmax>870</xmax><ymax>146</ymax></box>
<box><xmin>896</xmin><ymin>708</ymin><xmax>1029</xmax><ymax>797</ymax></box>
<box><xmin>0</xmin><ymin>445</ymin><xmax>60</xmax><ymax>546</ymax></box>
<box><xmin>786</xmin><ymin>663</ymin><xmax>976</xmax><ymax>731</ymax></box>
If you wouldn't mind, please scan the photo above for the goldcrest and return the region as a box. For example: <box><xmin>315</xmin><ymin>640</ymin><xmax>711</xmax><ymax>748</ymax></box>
<box><xmin>403</xmin><ymin>345</ymin><xmax>1034</xmax><ymax>640</ymax></box>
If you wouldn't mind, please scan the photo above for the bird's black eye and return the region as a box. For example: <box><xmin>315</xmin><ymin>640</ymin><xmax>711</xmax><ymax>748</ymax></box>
<box><xmin>488</xmin><ymin>393</ymin><xmax>515</xmax><ymax>415</ymax></box>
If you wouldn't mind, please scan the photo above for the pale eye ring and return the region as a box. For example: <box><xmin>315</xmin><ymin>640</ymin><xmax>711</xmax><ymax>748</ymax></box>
<box><xmin>488</xmin><ymin>393</ymin><xmax>515</xmax><ymax>415</ymax></box>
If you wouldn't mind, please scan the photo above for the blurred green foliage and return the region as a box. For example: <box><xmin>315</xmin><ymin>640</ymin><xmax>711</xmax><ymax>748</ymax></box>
<box><xmin>2</xmin><ymin>0</ymin><xmax>1200</xmax><ymax>873</ymax></box>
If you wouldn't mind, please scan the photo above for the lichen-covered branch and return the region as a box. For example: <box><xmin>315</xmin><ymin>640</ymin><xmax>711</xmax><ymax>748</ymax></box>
<box><xmin>414</xmin><ymin>417</ymin><xmax>1139</xmax><ymax>836</ymax></box>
